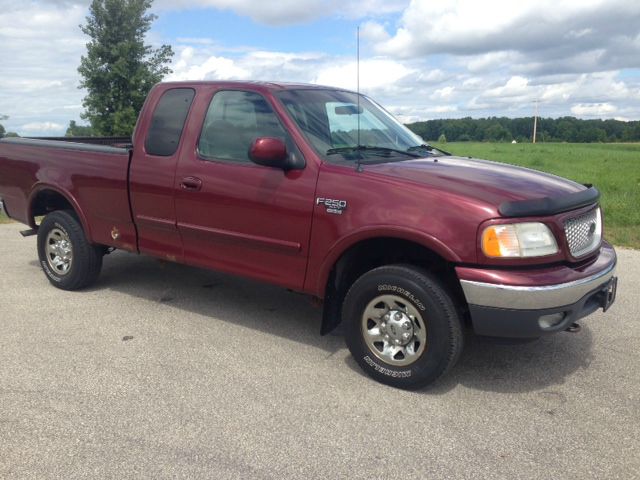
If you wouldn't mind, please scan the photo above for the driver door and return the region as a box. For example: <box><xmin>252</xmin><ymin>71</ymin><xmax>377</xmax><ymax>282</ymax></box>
<box><xmin>174</xmin><ymin>88</ymin><xmax>317</xmax><ymax>290</ymax></box>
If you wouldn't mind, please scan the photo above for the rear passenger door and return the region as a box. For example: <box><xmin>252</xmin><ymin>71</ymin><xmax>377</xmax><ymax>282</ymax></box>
<box><xmin>130</xmin><ymin>87</ymin><xmax>195</xmax><ymax>261</ymax></box>
<box><xmin>174</xmin><ymin>89</ymin><xmax>317</xmax><ymax>290</ymax></box>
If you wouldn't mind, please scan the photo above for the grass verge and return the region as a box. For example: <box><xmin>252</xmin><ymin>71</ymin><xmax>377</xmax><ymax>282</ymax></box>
<box><xmin>0</xmin><ymin>211</ymin><xmax>12</xmax><ymax>224</ymax></box>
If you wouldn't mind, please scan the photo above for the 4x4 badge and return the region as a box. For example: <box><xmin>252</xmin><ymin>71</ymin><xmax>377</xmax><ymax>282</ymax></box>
<box><xmin>316</xmin><ymin>197</ymin><xmax>347</xmax><ymax>215</ymax></box>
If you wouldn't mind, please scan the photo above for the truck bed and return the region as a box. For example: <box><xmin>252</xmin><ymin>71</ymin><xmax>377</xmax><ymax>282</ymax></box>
<box><xmin>26</xmin><ymin>136</ymin><xmax>132</xmax><ymax>147</ymax></box>
<box><xmin>0</xmin><ymin>137</ymin><xmax>135</xmax><ymax>249</ymax></box>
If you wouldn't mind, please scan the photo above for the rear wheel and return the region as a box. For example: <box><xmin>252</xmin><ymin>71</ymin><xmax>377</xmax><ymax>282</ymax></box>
<box><xmin>37</xmin><ymin>210</ymin><xmax>103</xmax><ymax>290</ymax></box>
<box><xmin>343</xmin><ymin>265</ymin><xmax>463</xmax><ymax>389</ymax></box>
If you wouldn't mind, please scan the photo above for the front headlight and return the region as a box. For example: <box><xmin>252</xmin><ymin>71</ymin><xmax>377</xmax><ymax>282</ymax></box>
<box><xmin>481</xmin><ymin>222</ymin><xmax>558</xmax><ymax>258</ymax></box>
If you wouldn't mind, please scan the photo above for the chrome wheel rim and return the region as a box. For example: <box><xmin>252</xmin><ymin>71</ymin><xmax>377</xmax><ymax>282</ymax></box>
<box><xmin>45</xmin><ymin>228</ymin><xmax>73</xmax><ymax>276</ymax></box>
<box><xmin>361</xmin><ymin>294</ymin><xmax>427</xmax><ymax>367</ymax></box>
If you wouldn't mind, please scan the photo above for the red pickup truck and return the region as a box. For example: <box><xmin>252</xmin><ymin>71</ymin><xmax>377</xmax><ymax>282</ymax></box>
<box><xmin>0</xmin><ymin>81</ymin><xmax>617</xmax><ymax>388</ymax></box>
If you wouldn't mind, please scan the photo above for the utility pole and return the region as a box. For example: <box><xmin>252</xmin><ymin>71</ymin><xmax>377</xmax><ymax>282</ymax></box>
<box><xmin>532</xmin><ymin>100</ymin><xmax>538</xmax><ymax>144</ymax></box>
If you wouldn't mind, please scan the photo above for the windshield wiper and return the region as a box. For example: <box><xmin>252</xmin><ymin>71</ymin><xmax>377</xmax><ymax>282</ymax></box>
<box><xmin>326</xmin><ymin>145</ymin><xmax>422</xmax><ymax>158</ymax></box>
<box><xmin>407</xmin><ymin>144</ymin><xmax>450</xmax><ymax>156</ymax></box>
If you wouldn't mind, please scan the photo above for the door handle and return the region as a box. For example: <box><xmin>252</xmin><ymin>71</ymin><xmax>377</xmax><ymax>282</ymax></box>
<box><xmin>180</xmin><ymin>176</ymin><xmax>202</xmax><ymax>191</ymax></box>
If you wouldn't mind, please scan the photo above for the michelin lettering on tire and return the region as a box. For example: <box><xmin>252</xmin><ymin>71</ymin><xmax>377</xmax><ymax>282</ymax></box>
<box><xmin>377</xmin><ymin>284</ymin><xmax>426</xmax><ymax>311</ymax></box>
<box><xmin>363</xmin><ymin>356</ymin><xmax>412</xmax><ymax>378</ymax></box>
<box><xmin>41</xmin><ymin>260</ymin><xmax>61</xmax><ymax>282</ymax></box>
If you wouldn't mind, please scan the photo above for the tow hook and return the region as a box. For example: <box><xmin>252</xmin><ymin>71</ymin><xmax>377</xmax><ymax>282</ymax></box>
<box><xmin>565</xmin><ymin>322</ymin><xmax>581</xmax><ymax>333</ymax></box>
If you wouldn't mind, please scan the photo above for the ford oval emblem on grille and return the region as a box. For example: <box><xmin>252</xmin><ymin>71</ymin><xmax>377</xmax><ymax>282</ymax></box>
<box><xmin>589</xmin><ymin>222</ymin><xmax>596</xmax><ymax>235</ymax></box>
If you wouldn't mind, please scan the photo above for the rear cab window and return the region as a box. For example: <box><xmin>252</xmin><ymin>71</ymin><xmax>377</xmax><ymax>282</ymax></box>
<box><xmin>145</xmin><ymin>88</ymin><xmax>195</xmax><ymax>156</ymax></box>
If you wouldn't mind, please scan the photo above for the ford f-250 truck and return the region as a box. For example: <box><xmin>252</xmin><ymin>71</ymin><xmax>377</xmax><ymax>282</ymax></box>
<box><xmin>0</xmin><ymin>81</ymin><xmax>618</xmax><ymax>388</ymax></box>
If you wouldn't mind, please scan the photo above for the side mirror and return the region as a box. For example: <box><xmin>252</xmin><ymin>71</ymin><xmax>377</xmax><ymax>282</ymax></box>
<box><xmin>248</xmin><ymin>137</ymin><xmax>289</xmax><ymax>169</ymax></box>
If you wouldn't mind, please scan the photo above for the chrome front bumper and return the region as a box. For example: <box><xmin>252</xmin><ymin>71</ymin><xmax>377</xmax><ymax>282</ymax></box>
<box><xmin>457</xmin><ymin>244</ymin><xmax>618</xmax><ymax>337</ymax></box>
<box><xmin>460</xmin><ymin>262</ymin><xmax>616</xmax><ymax>310</ymax></box>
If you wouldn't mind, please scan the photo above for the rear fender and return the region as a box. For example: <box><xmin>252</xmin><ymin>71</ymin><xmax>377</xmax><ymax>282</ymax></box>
<box><xmin>28</xmin><ymin>183</ymin><xmax>93</xmax><ymax>242</ymax></box>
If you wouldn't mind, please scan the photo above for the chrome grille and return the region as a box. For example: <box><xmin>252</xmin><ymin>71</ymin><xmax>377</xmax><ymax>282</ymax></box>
<box><xmin>564</xmin><ymin>208</ymin><xmax>601</xmax><ymax>257</ymax></box>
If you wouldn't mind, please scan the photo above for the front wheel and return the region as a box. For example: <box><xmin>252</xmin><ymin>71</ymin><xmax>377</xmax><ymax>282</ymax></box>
<box><xmin>37</xmin><ymin>210</ymin><xmax>103</xmax><ymax>291</ymax></box>
<box><xmin>343</xmin><ymin>265</ymin><xmax>463</xmax><ymax>389</ymax></box>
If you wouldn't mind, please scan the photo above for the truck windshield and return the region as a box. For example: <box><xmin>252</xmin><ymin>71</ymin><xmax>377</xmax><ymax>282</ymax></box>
<box><xmin>276</xmin><ymin>89</ymin><xmax>443</xmax><ymax>163</ymax></box>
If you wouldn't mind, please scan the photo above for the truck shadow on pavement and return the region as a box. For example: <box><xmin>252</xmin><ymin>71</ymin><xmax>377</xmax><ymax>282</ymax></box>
<box><xmin>343</xmin><ymin>328</ymin><xmax>595</xmax><ymax>395</ymax></box>
<box><xmin>423</xmin><ymin>328</ymin><xmax>593</xmax><ymax>394</ymax></box>
<box><xmin>70</xmin><ymin>251</ymin><xmax>595</xmax><ymax>395</ymax></box>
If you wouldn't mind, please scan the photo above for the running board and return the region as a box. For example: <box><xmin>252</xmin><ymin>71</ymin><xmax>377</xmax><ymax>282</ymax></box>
<box><xmin>20</xmin><ymin>228</ymin><xmax>38</xmax><ymax>237</ymax></box>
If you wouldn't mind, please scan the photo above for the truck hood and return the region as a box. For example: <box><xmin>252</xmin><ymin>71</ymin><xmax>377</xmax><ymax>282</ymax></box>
<box><xmin>366</xmin><ymin>156</ymin><xmax>584</xmax><ymax>211</ymax></box>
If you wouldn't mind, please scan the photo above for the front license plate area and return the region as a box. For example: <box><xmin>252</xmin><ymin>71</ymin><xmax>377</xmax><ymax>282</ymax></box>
<box><xmin>602</xmin><ymin>277</ymin><xmax>618</xmax><ymax>312</ymax></box>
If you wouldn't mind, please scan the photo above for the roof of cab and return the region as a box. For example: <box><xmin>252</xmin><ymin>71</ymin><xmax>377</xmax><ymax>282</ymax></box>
<box><xmin>156</xmin><ymin>80</ymin><xmax>355</xmax><ymax>93</ymax></box>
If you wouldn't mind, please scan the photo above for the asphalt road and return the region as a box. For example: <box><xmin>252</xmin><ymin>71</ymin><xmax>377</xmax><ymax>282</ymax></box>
<box><xmin>0</xmin><ymin>222</ymin><xmax>638</xmax><ymax>479</ymax></box>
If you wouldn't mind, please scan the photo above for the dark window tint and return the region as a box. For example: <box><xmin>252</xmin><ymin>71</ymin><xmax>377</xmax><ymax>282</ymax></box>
<box><xmin>145</xmin><ymin>88</ymin><xmax>195</xmax><ymax>156</ymax></box>
<box><xmin>198</xmin><ymin>90</ymin><xmax>286</xmax><ymax>162</ymax></box>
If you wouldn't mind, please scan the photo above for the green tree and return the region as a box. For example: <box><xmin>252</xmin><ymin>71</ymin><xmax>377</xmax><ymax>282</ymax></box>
<box><xmin>78</xmin><ymin>0</ymin><xmax>173</xmax><ymax>136</ymax></box>
<box><xmin>484</xmin><ymin>123</ymin><xmax>511</xmax><ymax>142</ymax></box>
<box><xmin>438</xmin><ymin>133</ymin><xmax>447</xmax><ymax>143</ymax></box>
<box><xmin>0</xmin><ymin>118</ymin><xmax>18</xmax><ymax>138</ymax></box>
<box><xmin>65</xmin><ymin>120</ymin><xmax>95</xmax><ymax>137</ymax></box>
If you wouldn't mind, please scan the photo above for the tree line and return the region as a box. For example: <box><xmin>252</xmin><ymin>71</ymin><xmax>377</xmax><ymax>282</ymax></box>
<box><xmin>406</xmin><ymin>117</ymin><xmax>640</xmax><ymax>143</ymax></box>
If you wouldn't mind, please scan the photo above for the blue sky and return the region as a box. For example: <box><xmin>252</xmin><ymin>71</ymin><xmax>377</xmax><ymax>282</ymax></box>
<box><xmin>154</xmin><ymin>9</ymin><xmax>360</xmax><ymax>55</ymax></box>
<box><xmin>1</xmin><ymin>0</ymin><xmax>639</xmax><ymax>136</ymax></box>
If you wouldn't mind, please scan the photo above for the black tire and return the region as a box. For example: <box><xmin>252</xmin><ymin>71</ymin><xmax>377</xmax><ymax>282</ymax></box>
<box><xmin>37</xmin><ymin>210</ymin><xmax>103</xmax><ymax>291</ymax></box>
<box><xmin>343</xmin><ymin>265</ymin><xmax>463</xmax><ymax>389</ymax></box>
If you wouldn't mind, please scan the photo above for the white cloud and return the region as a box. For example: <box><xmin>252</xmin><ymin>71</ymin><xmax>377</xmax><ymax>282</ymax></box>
<box><xmin>430</xmin><ymin>86</ymin><xmax>455</xmax><ymax>100</ymax></box>
<box><xmin>0</xmin><ymin>2</ymin><xmax>88</xmax><ymax>135</ymax></box>
<box><xmin>416</xmin><ymin>69</ymin><xmax>449</xmax><ymax>85</ymax></box>
<box><xmin>168</xmin><ymin>42</ymin><xmax>418</xmax><ymax>96</ymax></box>
<box><xmin>571</xmin><ymin>103</ymin><xmax>618</xmax><ymax>117</ymax></box>
<box><xmin>465</xmin><ymin>51</ymin><xmax>521</xmax><ymax>73</ymax></box>
<box><xmin>168</xmin><ymin>50</ymin><xmax>251</xmax><ymax>80</ymax></box>
<box><xmin>360</xmin><ymin>21</ymin><xmax>391</xmax><ymax>43</ymax></box>
<box><xmin>313</xmin><ymin>59</ymin><xmax>416</xmax><ymax>92</ymax></box>
<box><xmin>20</xmin><ymin>122</ymin><xmax>66</xmax><ymax>135</ymax></box>
<box><xmin>483</xmin><ymin>76</ymin><xmax>531</xmax><ymax>99</ymax></box>
<box><xmin>371</xmin><ymin>0</ymin><xmax>640</xmax><ymax>61</ymax></box>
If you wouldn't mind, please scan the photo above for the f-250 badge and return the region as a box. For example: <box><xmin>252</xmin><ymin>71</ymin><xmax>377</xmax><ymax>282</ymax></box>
<box><xmin>316</xmin><ymin>197</ymin><xmax>347</xmax><ymax>215</ymax></box>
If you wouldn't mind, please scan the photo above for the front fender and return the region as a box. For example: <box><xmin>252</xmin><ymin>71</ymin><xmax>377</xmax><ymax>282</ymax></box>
<box><xmin>310</xmin><ymin>225</ymin><xmax>462</xmax><ymax>297</ymax></box>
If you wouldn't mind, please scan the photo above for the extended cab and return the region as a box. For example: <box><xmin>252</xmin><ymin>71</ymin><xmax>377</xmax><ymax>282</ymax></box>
<box><xmin>0</xmin><ymin>81</ymin><xmax>617</xmax><ymax>388</ymax></box>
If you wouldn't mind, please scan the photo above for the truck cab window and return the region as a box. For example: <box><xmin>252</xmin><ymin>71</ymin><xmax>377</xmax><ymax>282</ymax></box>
<box><xmin>198</xmin><ymin>90</ymin><xmax>286</xmax><ymax>162</ymax></box>
<box><xmin>145</xmin><ymin>88</ymin><xmax>195</xmax><ymax>156</ymax></box>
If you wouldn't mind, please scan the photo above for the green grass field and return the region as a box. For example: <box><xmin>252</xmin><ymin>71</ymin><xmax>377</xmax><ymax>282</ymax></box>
<box><xmin>0</xmin><ymin>211</ymin><xmax>10</xmax><ymax>224</ymax></box>
<box><xmin>1</xmin><ymin>143</ymin><xmax>638</xmax><ymax>247</ymax></box>
<box><xmin>433</xmin><ymin>142</ymin><xmax>640</xmax><ymax>248</ymax></box>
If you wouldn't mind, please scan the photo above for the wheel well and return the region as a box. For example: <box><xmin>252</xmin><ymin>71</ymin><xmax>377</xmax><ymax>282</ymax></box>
<box><xmin>30</xmin><ymin>189</ymin><xmax>76</xmax><ymax>225</ymax></box>
<box><xmin>321</xmin><ymin>237</ymin><xmax>468</xmax><ymax>335</ymax></box>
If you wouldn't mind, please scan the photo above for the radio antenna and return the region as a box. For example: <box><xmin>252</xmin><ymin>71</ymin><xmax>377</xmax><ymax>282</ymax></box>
<box><xmin>356</xmin><ymin>25</ymin><xmax>363</xmax><ymax>172</ymax></box>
